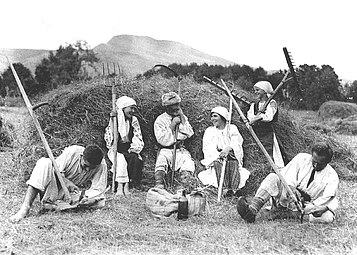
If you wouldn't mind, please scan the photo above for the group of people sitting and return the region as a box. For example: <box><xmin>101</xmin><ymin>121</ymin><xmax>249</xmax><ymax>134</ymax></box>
<box><xmin>10</xmin><ymin>81</ymin><xmax>339</xmax><ymax>225</ymax></box>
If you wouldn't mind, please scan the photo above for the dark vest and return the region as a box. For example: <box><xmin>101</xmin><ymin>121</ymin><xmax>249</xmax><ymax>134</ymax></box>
<box><xmin>252</xmin><ymin>101</ymin><xmax>279</xmax><ymax>135</ymax></box>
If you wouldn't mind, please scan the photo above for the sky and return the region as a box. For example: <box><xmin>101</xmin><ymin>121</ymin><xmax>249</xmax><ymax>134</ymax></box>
<box><xmin>1</xmin><ymin>0</ymin><xmax>356</xmax><ymax>81</ymax></box>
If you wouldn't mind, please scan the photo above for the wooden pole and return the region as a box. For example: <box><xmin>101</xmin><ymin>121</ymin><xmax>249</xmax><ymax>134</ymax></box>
<box><xmin>7</xmin><ymin>58</ymin><xmax>71</xmax><ymax>201</ymax></box>
<box><xmin>170</xmin><ymin>126</ymin><xmax>179</xmax><ymax>187</ymax></box>
<box><xmin>111</xmin><ymin>81</ymin><xmax>118</xmax><ymax>193</ymax></box>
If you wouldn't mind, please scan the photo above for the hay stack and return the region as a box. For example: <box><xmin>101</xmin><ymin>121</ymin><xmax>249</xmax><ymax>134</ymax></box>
<box><xmin>0</xmin><ymin>114</ymin><xmax>14</xmax><ymax>149</ymax></box>
<box><xmin>318</xmin><ymin>100</ymin><xmax>357</xmax><ymax>121</ymax></box>
<box><xmin>16</xmin><ymin>76</ymin><xmax>357</xmax><ymax>195</ymax></box>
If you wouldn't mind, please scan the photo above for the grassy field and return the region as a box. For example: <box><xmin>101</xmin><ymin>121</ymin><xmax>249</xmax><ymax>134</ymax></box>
<box><xmin>1</xmin><ymin>107</ymin><xmax>357</xmax><ymax>255</ymax></box>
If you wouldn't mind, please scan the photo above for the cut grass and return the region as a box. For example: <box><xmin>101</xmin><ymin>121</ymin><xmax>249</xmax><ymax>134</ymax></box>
<box><xmin>1</xmin><ymin>181</ymin><xmax>357</xmax><ymax>254</ymax></box>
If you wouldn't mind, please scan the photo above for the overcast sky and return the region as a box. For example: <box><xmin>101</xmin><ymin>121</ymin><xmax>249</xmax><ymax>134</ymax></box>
<box><xmin>1</xmin><ymin>0</ymin><xmax>356</xmax><ymax>81</ymax></box>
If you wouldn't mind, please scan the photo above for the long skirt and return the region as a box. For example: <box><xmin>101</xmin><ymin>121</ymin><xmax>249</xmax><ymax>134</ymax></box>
<box><xmin>122</xmin><ymin>152</ymin><xmax>143</xmax><ymax>184</ymax></box>
<box><xmin>214</xmin><ymin>160</ymin><xmax>241</xmax><ymax>191</ymax></box>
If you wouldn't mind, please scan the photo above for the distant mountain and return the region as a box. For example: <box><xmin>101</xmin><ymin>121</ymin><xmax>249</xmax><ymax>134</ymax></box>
<box><xmin>0</xmin><ymin>48</ymin><xmax>49</xmax><ymax>74</ymax></box>
<box><xmin>0</xmin><ymin>35</ymin><xmax>234</xmax><ymax>77</ymax></box>
<box><xmin>93</xmin><ymin>35</ymin><xmax>234</xmax><ymax>76</ymax></box>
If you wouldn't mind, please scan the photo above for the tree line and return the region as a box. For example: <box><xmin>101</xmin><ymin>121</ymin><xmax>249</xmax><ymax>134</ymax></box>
<box><xmin>142</xmin><ymin>63</ymin><xmax>355</xmax><ymax>110</ymax></box>
<box><xmin>0</xmin><ymin>41</ymin><xmax>98</xmax><ymax>98</ymax></box>
<box><xmin>1</xmin><ymin>41</ymin><xmax>356</xmax><ymax>110</ymax></box>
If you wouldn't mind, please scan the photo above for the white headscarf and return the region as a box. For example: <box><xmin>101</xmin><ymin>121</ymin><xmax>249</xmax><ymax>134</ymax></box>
<box><xmin>254</xmin><ymin>81</ymin><xmax>274</xmax><ymax>95</ymax></box>
<box><xmin>116</xmin><ymin>96</ymin><xmax>136</xmax><ymax>140</ymax></box>
<box><xmin>211</xmin><ymin>106</ymin><xmax>229</xmax><ymax>122</ymax></box>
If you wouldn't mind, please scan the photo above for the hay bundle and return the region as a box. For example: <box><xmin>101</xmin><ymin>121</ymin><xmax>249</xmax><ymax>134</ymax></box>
<box><xmin>0</xmin><ymin>114</ymin><xmax>14</xmax><ymax>149</ymax></box>
<box><xmin>318</xmin><ymin>100</ymin><xmax>357</xmax><ymax>121</ymax></box>
<box><xmin>17</xmin><ymin>76</ymin><xmax>357</xmax><ymax>195</ymax></box>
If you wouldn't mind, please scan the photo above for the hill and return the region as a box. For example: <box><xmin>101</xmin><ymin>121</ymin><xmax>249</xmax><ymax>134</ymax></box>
<box><xmin>93</xmin><ymin>35</ymin><xmax>234</xmax><ymax>76</ymax></box>
<box><xmin>0</xmin><ymin>35</ymin><xmax>234</xmax><ymax>77</ymax></box>
<box><xmin>0</xmin><ymin>48</ymin><xmax>49</xmax><ymax>74</ymax></box>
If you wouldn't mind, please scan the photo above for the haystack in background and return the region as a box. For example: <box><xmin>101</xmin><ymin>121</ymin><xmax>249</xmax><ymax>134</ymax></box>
<box><xmin>15</xmin><ymin>75</ymin><xmax>357</xmax><ymax>195</ymax></box>
<box><xmin>318</xmin><ymin>101</ymin><xmax>357</xmax><ymax>121</ymax></box>
<box><xmin>301</xmin><ymin>101</ymin><xmax>357</xmax><ymax>135</ymax></box>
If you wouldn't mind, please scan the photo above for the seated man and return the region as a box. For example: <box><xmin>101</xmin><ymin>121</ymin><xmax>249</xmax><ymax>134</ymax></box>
<box><xmin>10</xmin><ymin>144</ymin><xmax>107</xmax><ymax>223</ymax></box>
<box><xmin>237</xmin><ymin>142</ymin><xmax>339</xmax><ymax>223</ymax></box>
<box><xmin>154</xmin><ymin>91</ymin><xmax>195</xmax><ymax>189</ymax></box>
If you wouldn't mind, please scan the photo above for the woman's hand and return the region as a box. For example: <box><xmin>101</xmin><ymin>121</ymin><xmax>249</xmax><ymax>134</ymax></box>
<box><xmin>219</xmin><ymin>147</ymin><xmax>232</xmax><ymax>159</ymax></box>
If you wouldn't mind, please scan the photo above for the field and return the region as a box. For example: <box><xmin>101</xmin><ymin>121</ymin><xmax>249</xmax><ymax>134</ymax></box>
<box><xmin>1</xmin><ymin>107</ymin><xmax>357</xmax><ymax>255</ymax></box>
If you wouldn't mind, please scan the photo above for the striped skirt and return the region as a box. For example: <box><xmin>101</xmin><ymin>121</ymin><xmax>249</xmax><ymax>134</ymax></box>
<box><xmin>214</xmin><ymin>160</ymin><xmax>241</xmax><ymax>191</ymax></box>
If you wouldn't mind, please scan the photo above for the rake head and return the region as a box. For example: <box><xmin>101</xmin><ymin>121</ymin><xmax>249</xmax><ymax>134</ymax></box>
<box><xmin>283</xmin><ymin>47</ymin><xmax>303</xmax><ymax>96</ymax></box>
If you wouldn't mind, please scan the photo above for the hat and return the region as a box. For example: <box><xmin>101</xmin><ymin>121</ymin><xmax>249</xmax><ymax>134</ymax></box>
<box><xmin>211</xmin><ymin>106</ymin><xmax>229</xmax><ymax>121</ymax></box>
<box><xmin>253</xmin><ymin>81</ymin><xmax>274</xmax><ymax>94</ymax></box>
<box><xmin>161</xmin><ymin>92</ymin><xmax>181</xmax><ymax>106</ymax></box>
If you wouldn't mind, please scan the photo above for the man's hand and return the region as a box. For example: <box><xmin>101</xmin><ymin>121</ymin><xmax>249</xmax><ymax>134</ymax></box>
<box><xmin>304</xmin><ymin>204</ymin><xmax>328</xmax><ymax>217</ymax></box>
<box><xmin>288</xmin><ymin>186</ymin><xmax>302</xmax><ymax>201</ymax></box>
<box><xmin>170</xmin><ymin>116</ymin><xmax>182</xmax><ymax>131</ymax></box>
<box><xmin>178</xmin><ymin>109</ymin><xmax>186</xmax><ymax>125</ymax></box>
<box><xmin>63</xmin><ymin>178</ymin><xmax>79</xmax><ymax>192</ymax></box>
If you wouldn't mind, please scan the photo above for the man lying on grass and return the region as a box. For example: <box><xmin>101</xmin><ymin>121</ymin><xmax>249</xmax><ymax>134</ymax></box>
<box><xmin>237</xmin><ymin>142</ymin><xmax>339</xmax><ymax>223</ymax></box>
<box><xmin>10</xmin><ymin>144</ymin><xmax>107</xmax><ymax>223</ymax></box>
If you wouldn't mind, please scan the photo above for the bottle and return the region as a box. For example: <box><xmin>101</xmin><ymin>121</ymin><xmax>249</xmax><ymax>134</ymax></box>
<box><xmin>177</xmin><ymin>189</ymin><xmax>189</xmax><ymax>220</ymax></box>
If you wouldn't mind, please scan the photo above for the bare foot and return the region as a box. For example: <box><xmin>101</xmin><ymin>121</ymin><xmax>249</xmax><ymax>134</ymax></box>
<box><xmin>115</xmin><ymin>190</ymin><xmax>125</xmax><ymax>196</ymax></box>
<box><xmin>115</xmin><ymin>183</ymin><xmax>125</xmax><ymax>196</ymax></box>
<box><xmin>123</xmin><ymin>183</ymin><xmax>131</xmax><ymax>196</ymax></box>
<box><xmin>9</xmin><ymin>206</ymin><xmax>30</xmax><ymax>223</ymax></box>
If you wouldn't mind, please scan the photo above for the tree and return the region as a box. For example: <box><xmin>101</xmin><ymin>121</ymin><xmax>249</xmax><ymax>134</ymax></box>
<box><xmin>287</xmin><ymin>64</ymin><xmax>344</xmax><ymax>110</ymax></box>
<box><xmin>1</xmin><ymin>63</ymin><xmax>38</xmax><ymax>97</ymax></box>
<box><xmin>35</xmin><ymin>40</ymin><xmax>99</xmax><ymax>90</ymax></box>
<box><xmin>347</xmin><ymin>80</ymin><xmax>357</xmax><ymax>103</ymax></box>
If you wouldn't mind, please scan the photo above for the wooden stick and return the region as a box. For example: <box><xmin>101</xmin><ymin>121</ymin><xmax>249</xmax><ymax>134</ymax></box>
<box><xmin>111</xmin><ymin>82</ymin><xmax>118</xmax><ymax>193</ymax></box>
<box><xmin>6</xmin><ymin>58</ymin><xmax>71</xmax><ymax>201</ymax></box>
<box><xmin>220</xmin><ymin>79</ymin><xmax>304</xmax><ymax>214</ymax></box>
<box><xmin>217</xmin><ymin>98</ymin><xmax>233</xmax><ymax>202</ymax></box>
<box><xmin>170</xmin><ymin>126</ymin><xmax>179</xmax><ymax>187</ymax></box>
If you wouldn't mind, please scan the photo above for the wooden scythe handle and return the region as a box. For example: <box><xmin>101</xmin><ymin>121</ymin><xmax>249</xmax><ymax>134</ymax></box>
<box><xmin>220</xmin><ymin>79</ymin><xmax>304</xmax><ymax>215</ymax></box>
<box><xmin>7</xmin><ymin>57</ymin><xmax>71</xmax><ymax>201</ymax></box>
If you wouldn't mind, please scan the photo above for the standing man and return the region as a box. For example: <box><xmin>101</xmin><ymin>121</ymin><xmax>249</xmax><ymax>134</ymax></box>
<box><xmin>237</xmin><ymin>142</ymin><xmax>339</xmax><ymax>223</ymax></box>
<box><xmin>10</xmin><ymin>144</ymin><xmax>107</xmax><ymax>223</ymax></box>
<box><xmin>154</xmin><ymin>91</ymin><xmax>195</xmax><ymax>189</ymax></box>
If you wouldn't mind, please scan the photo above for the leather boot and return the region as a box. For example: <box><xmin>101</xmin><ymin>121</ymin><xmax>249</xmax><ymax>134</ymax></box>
<box><xmin>154</xmin><ymin>170</ymin><xmax>165</xmax><ymax>189</ymax></box>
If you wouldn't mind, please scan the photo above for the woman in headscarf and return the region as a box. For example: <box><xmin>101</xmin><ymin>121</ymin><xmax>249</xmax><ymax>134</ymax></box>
<box><xmin>198</xmin><ymin>106</ymin><xmax>250</xmax><ymax>197</ymax></box>
<box><xmin>247</xmin><ymin>81</ymin><xmax>285</xmax><ymax>168</ymax></box>
<box><xmin>104</xmin><ymin>96</ymin><xmax>144</xmax><ymax>196</ymax></box>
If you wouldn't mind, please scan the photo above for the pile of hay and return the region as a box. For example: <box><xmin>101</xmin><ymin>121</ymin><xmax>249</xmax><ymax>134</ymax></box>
<box><xmin>16</xmin><ymin>76</ymin><xmax>357</xmax><ymax>195</ymax></box>
<box><xmin>0</xmin><ymin>114</ymin><xmax>14</xmax><ymax>150</ymax></box>
<box><xmin>318</xmin><ymin>100</ymin><xmax>357</xmax><ymax>121</ymax></box>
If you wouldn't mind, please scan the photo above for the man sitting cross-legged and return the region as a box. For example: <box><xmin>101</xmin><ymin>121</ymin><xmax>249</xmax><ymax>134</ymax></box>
<box><xmin>237</xmin><ymin>142</ymin><xmax>339</xmax><ymax>223</ymax></box>
<box><xmin>10</xmin><ymin>144</ymin><xmax>107</xmax><ymax>223</ymax></box>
